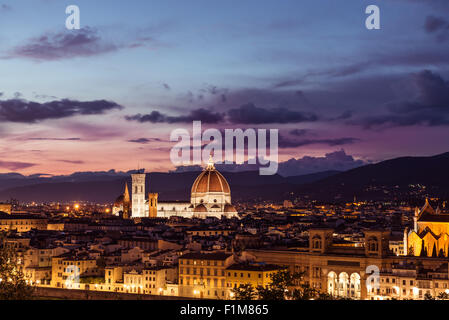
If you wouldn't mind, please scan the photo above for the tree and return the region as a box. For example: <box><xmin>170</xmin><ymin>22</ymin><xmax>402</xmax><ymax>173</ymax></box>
<box><xmin>437</xmin><ymin>292</ymin><xmax>449</xmax><ymax>300</ymax></box>
<box><xmin>232</xmin><ymin>283</ymin><xmax>257</xmax><ymax>300</ymax></box>
<box><xmin>424</xmin><ymin>292</ymin><xmax>434</xmax><ymax>300</ymax></box>
<box><xmin>292</xmin><ymin>283</ymin><xmax>318</xmax><ymax>300</ymax></box>
<box><xmin>258</xmin><ymin>270</ymin><xmax>303</xmax><ymax>300</ymax></box>
<box><xmin>231</xmin><ymin>270</ymin><xmax>338</xmax><ymax>301</ymax></box>
<box><xmin>0</xmin><ymin>236</ymin><xmax>34</xmax><ymax>300</ymax></box>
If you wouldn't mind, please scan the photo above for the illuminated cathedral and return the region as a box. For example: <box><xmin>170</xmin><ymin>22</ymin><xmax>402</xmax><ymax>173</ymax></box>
<box><xmin>405</xmin><ymin>199</ymin><xmax>449</xmax><ymax>257</ymax></box>
<box><xmin>112</xmin><ymin>156</ymin><xmax>239</xmax><ymax>219</ymax></box>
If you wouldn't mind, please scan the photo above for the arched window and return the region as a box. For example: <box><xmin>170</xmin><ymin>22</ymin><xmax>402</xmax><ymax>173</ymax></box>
<box><xmin>338</xmin><ymin>272</ymin><xmax>349</xmax><ymax>297</ymax></box>
<box><xmin>349</xmin><ymin>273</ymin><xmax>361</xmax><ymax>298</ymax></box>
<box><xmin>327</xmin><ymin>271</ymin><xmax>338</xmax><ymax>296</ymax></box>
<box><xmin>367</xmin><ymin>237</ymin><xmax>378</xmax><ymax>252</ymax></box>
<box><xmin>312</xmin><ymin>235</ymin><xmax>322</xmax><ymax>249</ymax></box>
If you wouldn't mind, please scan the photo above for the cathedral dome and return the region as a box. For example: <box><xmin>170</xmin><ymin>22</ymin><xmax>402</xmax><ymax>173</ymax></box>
<box><xmin>191</xmin><ymin>158</ymin><xmax>230</xmax><ymax>195</ymax></box>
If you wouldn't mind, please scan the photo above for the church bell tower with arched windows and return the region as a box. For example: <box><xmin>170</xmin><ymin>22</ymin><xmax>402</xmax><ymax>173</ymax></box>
<box><xmin>132</xmin><ymin>172</ymin><xmax>146</xmax><ymax>218</ymax></box>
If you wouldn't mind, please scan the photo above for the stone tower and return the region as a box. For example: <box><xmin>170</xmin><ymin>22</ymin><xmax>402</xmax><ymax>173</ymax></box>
<box><xmin>148</xmin><ymin>193</ymin><xmax>158</xmax><ymax>218</ymax></box>
<box><xmin>132</xmin><ymin>173</ymin><xmax>146</xmax><ymax>218</ymax></box>
<box><xmin>123</xmin><ymin>183</ymin><xmax>131</xmax><ymax>219</ymax></box>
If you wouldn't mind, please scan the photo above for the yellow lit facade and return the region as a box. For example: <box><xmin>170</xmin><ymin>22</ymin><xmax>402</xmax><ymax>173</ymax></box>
<box><xmin>405</xmin><ymin>199</ymin><xmax>449</xmax><ymax>257</ymax></box>
<box><xmin>226</xmin><ymin>264</ymin><xmax>286</xmax><ymax>291</ymax></box>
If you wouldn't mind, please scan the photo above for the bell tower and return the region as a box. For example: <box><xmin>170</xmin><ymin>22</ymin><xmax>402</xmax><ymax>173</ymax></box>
<box><xmin>123</xmin><ymin>183</ymin><xmax>131</xmax><ymax>219</ymax></box>
<box><xmin>132</xmin><ymin>173</ymin><xmax>146</xmax><ymax>218</ymax></box>
<box><xmin>148</xmin><ymin>193</ymin><xmax>158</xmax><ymax>218</ymax></box>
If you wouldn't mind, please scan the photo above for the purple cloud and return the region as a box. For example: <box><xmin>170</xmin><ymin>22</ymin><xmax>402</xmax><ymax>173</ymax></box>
<box><xmin>227</xmin><ymin>103</ymin><xmax>317</xmax><ymax>124</ymax></box>
<box><xmin>27</xmin><ymin>137</ymin><xmax>81</xmax><ymax>141</ymax></box>
<box><xmin>277</xmin><ymin>150</ymin><xmax>366</xmax><ymax>176</ymax></box>
<box><xmin>126</xmin><ymin>108</ymin><xmax>224</xmax><ymax>124</ymax></box>
<box><xmin>0</xmin><ymin>160</ymin><xmax>36</xmax><ymax>170</ymax></box>
<box><xmin>9</xmin><ymin>27</ymin><xmax>119</xmax><ymax>61</ymax></box>
<box><xmin>278</xmin><ymin>136</ymin><xmax>360</xmax><ymax>148</ymax></box>
<box><xmin>358</xmin><ymin>70</ymin><xmax>449</xmax><ymax>128</ymax></box>
<box><xmin>0</xmin><ymin>98</ymin><xmax>123</xmax><ymax>123</ymax></box>
<box><xmin>127</xmin><ymin>138</ymin><xmax>163</xmax><ymax>144</ymax></box>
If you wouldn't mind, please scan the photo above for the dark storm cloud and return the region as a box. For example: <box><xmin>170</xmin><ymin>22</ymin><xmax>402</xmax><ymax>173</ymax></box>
<box><xmin>0</xmin><ymin>98</ymin><xmax>123</xmax><ymax>123</ymax></box>
<box><xmin>0</xmin><ymin>160</ymin><xmax>36</xmax><ymax>170</ymax></box>
<box><xmin>125</xmin><ymin>108</ymin><xmax>224</xmax><ymax>124</ymax></box>
<box><xmin>359</xmin><ymin>70</ymin><xmax>449</xmax><ymax>128</ymax></box>
<box><xmin>278</xmin><ymin>136</ymin><xmax>360</xmax><ymax>148</ymax></box>
<box><xmin>227</xmin><ymin>103</ymin><xmax>318</xmax><ymax>124</ymax></box>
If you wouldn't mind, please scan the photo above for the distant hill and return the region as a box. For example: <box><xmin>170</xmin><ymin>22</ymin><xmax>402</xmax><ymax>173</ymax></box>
<box><xmin>297</xmin><ymin>152</ymin><xmax>449</xmax><ymax>201</ymax></box>
<box><xmin>0</xmin><ymin>170</ymin><xmax>339</xmax><ymax>203</ymax></box>
<box><xmin>4</xmin><ymin>151</ymin><xmax>449</xmax><ymax>203</ymax></box>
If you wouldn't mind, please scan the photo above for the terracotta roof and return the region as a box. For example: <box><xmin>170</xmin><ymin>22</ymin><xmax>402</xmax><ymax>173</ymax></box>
<box><xmin>191</xmin><ymin>168</ymin><xmax>230</xmax><ymax>194</ymax></box>
<box><xmin>180</xmin><ymin>252</ymin><xmax>232</xmax><ymax>261</ymax></box>
<box><xmin>226</xmin><ymin>263</ymin><xmax>285</xmax><ymax>272</ymax></box>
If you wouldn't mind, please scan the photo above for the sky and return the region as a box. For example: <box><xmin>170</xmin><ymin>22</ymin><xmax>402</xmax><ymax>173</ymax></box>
<box><xmin>0</xmin><ymin>0</ymin><xmax>449</xmax><ymax>175</ymax></box>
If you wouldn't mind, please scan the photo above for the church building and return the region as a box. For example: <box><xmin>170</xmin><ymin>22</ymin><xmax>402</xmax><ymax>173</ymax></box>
<box><xmin>113</xmin><ymin>156</ymin><xmax>239</xmax><ymax>219</ymax></box>
<box><xmin>405</xmin><ymin>199</ymin><xmax>449</xmax><ymax>257</ymax></box>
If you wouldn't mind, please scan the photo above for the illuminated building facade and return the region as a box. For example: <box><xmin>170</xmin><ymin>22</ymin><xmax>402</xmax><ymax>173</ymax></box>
<box><xmin>246</xmin><ymin>224</ymin><xmax>449</xmax><ymax>300</ymax></box>
<box><xmin>178</xmin><ymin>252</ymin><xmax>234</xmax><ymax>299</ymax></box>
<box><xmin>122</xmin><ymin>157</ymin><xmax>239</xmax><ymax>219</ymax></box>
<box><xmin>405</xmin><ymin>199</ymin><xmax>449</xmax><ymax>257</ymax></box>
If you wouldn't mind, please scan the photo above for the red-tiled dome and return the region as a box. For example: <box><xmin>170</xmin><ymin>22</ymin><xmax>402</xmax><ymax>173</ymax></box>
<box><xmin>191</xmin><ymin>167</ymin><xmax>230</xmax><ymax>194</ymax></box>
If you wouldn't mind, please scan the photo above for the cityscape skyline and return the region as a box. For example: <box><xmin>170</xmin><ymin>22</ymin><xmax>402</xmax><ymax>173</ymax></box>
<box><xmin>1</xmin><ymin>0</ymin><xmax>449</xmax><ymax>175</ymax></box>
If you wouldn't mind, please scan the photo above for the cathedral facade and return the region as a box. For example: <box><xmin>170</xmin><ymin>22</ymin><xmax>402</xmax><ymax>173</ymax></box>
<box><xmin>405</xmin><ymin>199</ymin><xmax>449</xmax><ymax>257</ymax></box>
<box><xmin>113</xmin><ymin>157</ymin><xmax>239</xmax><ymax>219</ymax></box>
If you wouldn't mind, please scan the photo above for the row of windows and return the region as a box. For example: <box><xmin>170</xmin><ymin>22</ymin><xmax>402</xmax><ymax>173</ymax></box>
<box><xmin>227</xmin><ymin>272</ymin><xmax>271</xmax><ymax>279</ymax></box>
<box><xmin>179</xmin><ymin>277</ymin><xmax>225</xmax><ymax>287</ymax></box>
<box><xmin>180</xmin><ymin>268</ymin><xmax>224</xmax><ymax>276</ymax></box>
<box><xmin>180</xmin><ymin>260</ymin><xmax>223</xmax><ymax>266</ymax></box>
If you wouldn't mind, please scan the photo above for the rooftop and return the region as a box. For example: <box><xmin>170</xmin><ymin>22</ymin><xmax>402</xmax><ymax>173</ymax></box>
<box><xmin>179</xmin><ymin>252</ymin><xmax>232</xmax><ymax>261</ymax></box>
